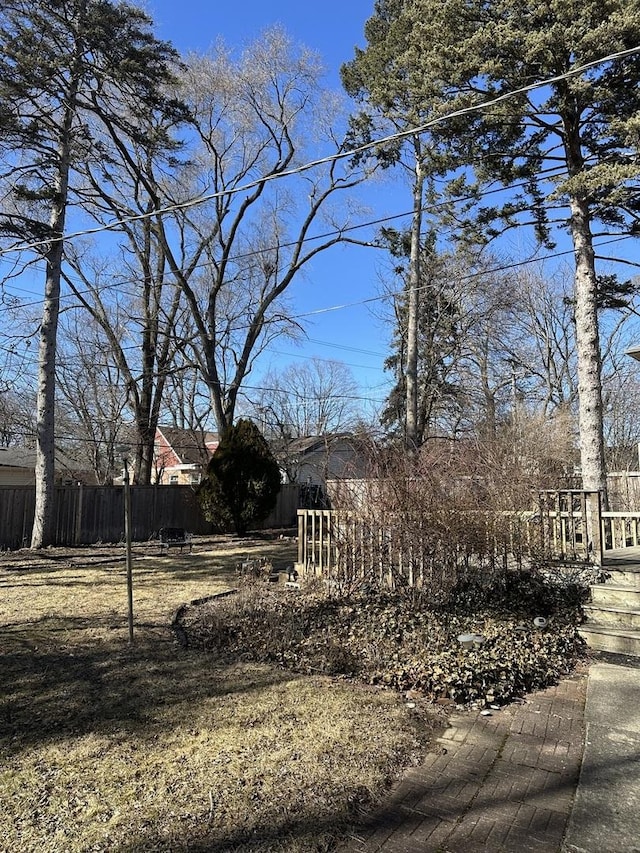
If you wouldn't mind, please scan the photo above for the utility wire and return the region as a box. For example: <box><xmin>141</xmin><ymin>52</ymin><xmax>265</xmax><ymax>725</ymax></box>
<box><xmin>0</xmin><ymin>44</ymin><xmax>638</xmax><ymax>258</ymax></box>
<box><xmin>264</xmin><ymin>234</ymin><xmax>635</xmax><ymax>324</ymax></box>
<box><xmin>0</xmin><ymin>162</ymin><xmax>572</xmax><ymax>311</ymax></box>
<box><xmin>0</xmin><ymin>161</ymin><xmax>626</xmax><ymax>334</ymax></box>
<box><xmin>0</xmin><ymin>232</ymin><xmax>635</xmax><ymax>372</ymax></box>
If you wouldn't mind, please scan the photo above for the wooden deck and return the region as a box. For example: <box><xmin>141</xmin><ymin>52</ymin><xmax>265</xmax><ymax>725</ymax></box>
<box><xmin>603</xmin><ymin>546</ymin><xmax>640</xmax><ymax>570</ymax></box>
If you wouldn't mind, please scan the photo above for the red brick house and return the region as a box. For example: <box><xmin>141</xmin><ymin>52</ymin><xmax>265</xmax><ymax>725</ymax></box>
<box><xmin>153</xmin><ymin>426</ymin><xmax>219</xmax><ymax>485</ymax></box>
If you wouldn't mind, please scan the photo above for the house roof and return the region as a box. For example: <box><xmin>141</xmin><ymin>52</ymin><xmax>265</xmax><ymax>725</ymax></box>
<box><xmin>0</xmin><ymin>445</ymin><xmax>86</xmax><ymax>471</ymax></box>
<box><xmin>156</xmin><ymin>426</ymin><xmax>219</xmax><ymax>465</ymax></box>
<box><xmin>284</xmin><ymin>436</ymin><xmax>327</xmax><ymax>455</ymax></box>
<box><xmin>627</xmin><ymin>345</ymin><xmax>640</xmax><ymax>362</ymax></box>
<box><xmin>0</xmin><ymin>446</ymin><xmax>35</xmax><ymax>469</ymax></box>
<box><xmin>272</xmin><ymin>433</ymin><xmax>362</xmax><ymax>456</ymax></box>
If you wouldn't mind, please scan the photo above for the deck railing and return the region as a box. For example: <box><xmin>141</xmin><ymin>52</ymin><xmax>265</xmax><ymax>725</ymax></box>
<box><xmin>297</xmin><ymin>509</ymin><xmax>535</xmax><ymax>585</ymax></box>
<box><xmin>537</xmin><ymin>489</ymin><xmax>602</xmax><ymax>564</ymax></box>
<box><xmin>601</xmin><ymin>511</ymin><xmax>640</xmax><ymax>551</ymax></box>
<box><xmin>296</xmin><ymin>490</ymin><xmax>606</xmax><ymax>585</ymax></box>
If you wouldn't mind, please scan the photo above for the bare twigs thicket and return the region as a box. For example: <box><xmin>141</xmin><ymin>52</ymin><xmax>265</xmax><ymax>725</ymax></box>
<box><xmin>326</xmin><ymin>421</ymin><xmax>576</xmax><ymax>601</ymax></box>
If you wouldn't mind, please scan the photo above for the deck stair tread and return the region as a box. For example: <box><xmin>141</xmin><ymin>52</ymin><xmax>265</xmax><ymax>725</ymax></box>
<box><xmin>588</xmin><ymin>588</ymin><xmax>640</xmax><ymax>604</ymax></box>
<box><xmin>599</xmin><ymin>573</ymin><xmax>640</xmax><ymax>588</ymax></box>
<box><xmin>582</xmin><ymin>604</ymin><xmax>640</xmax><ymax>630</ymax></box>
<box><xmin>584</xmin><ymin>603</ymin><xmax>640</xmax><ymax>614</ymax></box>
<box><xmin>602</xmin><ymin>560</ymin><xmax>640</xmax><ymax>571</ymax></box>
<box><xmin>582</xmin><ymin>554</ymin><xmax>640</xmax><ymax>655</ymax></box>
<box><xmin>579</xmin><ymin>625</ymin><xmax>640</xmax><ymax>639</ymax></box>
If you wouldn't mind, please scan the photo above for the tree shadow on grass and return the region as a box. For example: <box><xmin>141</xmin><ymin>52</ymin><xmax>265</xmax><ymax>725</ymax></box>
<box><xmin>0</xmin><ymin>559</ymin><xmax>236</xmax><ymax>590</ymax></box>
<box><xmin>0</xmin><ymin>620</ymin><xmax>297</xmax><ymax>757</ymax></box>
<box><xmin>111</xmin><ymin>720</ymin><xmax>640</xmax><ymax>853</ymax></box>
<box><xmin>116</xmin><ymin>806</ymin><xmax>351</xmax><ymax>852</ymax></box>
<box><xmin>0</xmin><ymin>540</ymin><xmax>298</xmax><ymax>760</ymax></box>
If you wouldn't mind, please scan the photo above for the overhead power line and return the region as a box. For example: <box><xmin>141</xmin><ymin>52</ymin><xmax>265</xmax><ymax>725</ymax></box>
<box><xmin>269</xmin><ymin>234</ymin><xmax>635</xmax><ymax>325</ymax></box>
<box><xmin>0</xmin><ymin>232</ymin><xmax>634</xmax><ymax>371</ymax></box>
<box><xmin>0</xmin><ymin>161</ymin><xmax>572</xmax><ymax>311</ymax></box>
<box><xmin>0</xmin><ymin>44</ymin><xmax>638</xmax><ymax>258</ymax></box>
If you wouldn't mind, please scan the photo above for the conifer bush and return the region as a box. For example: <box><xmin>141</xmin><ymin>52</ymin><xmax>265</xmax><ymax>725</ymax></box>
<box><xmin>197</xmin><ymin>419</ymin><xmax>281</xmax><ymax>535</ymax></box>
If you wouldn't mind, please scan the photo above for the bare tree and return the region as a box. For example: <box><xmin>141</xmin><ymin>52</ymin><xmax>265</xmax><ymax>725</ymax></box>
<box><xmin>601</xmin><ymin>311</ymin><xmax>640</xmax><ymax>471</ymax></box>
<box><xmin>153</xmin><ymin>29</ymin><xmax>369</xmax><ymax>434</ymax></box>
<box><xmin>56</xmin><ymin>310</ymin><xmax>130</xmax><ymax>484</ymax></box>
<box><xmin>378</xmin><ymin>245</ymin><xmax>527</xmax><ymax>444</ymax></box>
<box><xmin>250</xmin><ymin>358</ymin><xmax>362</xmax><ymax>438</ymax></box>
<box><xmin>62</xmin><ymin>229</ymin><xmax>183</xmax><ymax>484</ymax></box>
<box><xmin>603</xmin><ymin>368</ymin><xmax>640</xmax><ymax>471</ymax></box>
<box><xmin>380</xmin><ymin>240</ymin><xmax>470</xmax><ymax>444</ymax></box>
<box><xmin>0</xmin><ymin>388</ymin><xmax>36</xmax><ymax>447</ymax></box>
<box><xmin>161</xmin><ymin>349</ymin><xmax>213</xmax><ymax>434</ymax></box>
<box><xmin>504</xmin><ymin>267</ymin><xmax>578</xmax><ymax>418</ymax></box>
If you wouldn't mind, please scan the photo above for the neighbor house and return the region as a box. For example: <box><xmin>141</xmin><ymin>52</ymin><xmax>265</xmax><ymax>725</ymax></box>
<box><xmin>272</xmin><ymin>433</ymin><xmax>369</xmax><ymax>503</ymax></box>
<box><xmin>152</xmin><ymin>426</ymin><xmax>219</xmax><ymax>485</ymax></box>
<box><xmin>0</xmin><ymin>446</ymin><xmax>96</xmax><ymax>486</ymax></box>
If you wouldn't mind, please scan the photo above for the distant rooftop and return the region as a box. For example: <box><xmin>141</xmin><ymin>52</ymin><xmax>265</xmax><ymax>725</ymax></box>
<box><xmin>156</xmin><ymin>426</ymin><xmax>219</xmax><ymax>465</ymax></box>
<box><xmin>0</xmin><ymin>446</ymin><xmax>34</xmax><ymax>469</ymax></box>
<box><xmin>627</xmin><ymin>346</ymin><xmax>640</xmax><ymax>362</ymax></box>
<box><xmin>0</xmin><ymin>446</ymin><xmax>85</xmax><ymax>471</ymax></box>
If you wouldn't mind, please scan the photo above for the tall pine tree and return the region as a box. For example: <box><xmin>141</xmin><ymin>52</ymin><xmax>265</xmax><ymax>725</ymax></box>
<box><xmin>380</xmin><ymin>231</ymin><xmax>463</xmax><ymax>445</ymax></box>
<box><xmin>0</xmin><ymin>0</ymin><xmax>183</xmax><ymax>545</ymax></box>
<box><xmin>342</xmin><ymin>2</ymin><xmax>463</xmax><ymax>451</ymax></box>
<box><xmin>352</xmin><ymin>0</ymin><xmax>640</xmax><ymax>496</ymax></box>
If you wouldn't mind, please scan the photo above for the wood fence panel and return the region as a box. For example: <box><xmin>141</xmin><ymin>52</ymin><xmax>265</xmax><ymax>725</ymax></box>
<box><xmin>0</xmin><ymin>487</ymin><xmax>34</xmax><ymax>549</ymax></box>
<box><xmin>80</xmin><ymin>487</ymin><xmax>124</xmax><ymax>543</ymax></box>
<box><xmin>262</xmin><ymin>483</ymin><xmax>299</xmax><ymax>529</ymax></box>
<box><xmin>0</xmin><ymin>483</ymin><xmax>299</xmax><ymax>550</ymax></box>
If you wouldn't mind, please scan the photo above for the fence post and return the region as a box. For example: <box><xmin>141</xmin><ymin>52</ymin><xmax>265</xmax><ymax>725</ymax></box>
<box><xmin>74</xmin><ymin>483</ymin><xmax>83</xmax><ymax>545</ymax></box>
<box><xmin>297</xmin><ymin>511</ymin><xmax>306</xmax><ymax>572</ymax></box>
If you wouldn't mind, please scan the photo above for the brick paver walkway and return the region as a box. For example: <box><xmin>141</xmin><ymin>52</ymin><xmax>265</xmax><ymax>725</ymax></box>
<box><xmin>340</xmin><ymin>671</ymin><xmax>588</xmax><ymax>853</ymax></box>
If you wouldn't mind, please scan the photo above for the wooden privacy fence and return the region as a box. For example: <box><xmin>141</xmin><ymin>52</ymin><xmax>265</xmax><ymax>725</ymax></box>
<box><xmin>296</xmin><ymin>490</ymin><xmax>605</xmax><ymax>586</ymax></box>
<box><xmin>0</xmin><ymin>483</ymin><xmax>300</xmax><ymax>550</ymax></box>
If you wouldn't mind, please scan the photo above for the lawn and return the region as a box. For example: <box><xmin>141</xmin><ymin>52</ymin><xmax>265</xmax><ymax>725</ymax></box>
<box><xmin>0</xmin><ymin>536</ymin><xmax>444</xmax><ymax>853</ymax></box>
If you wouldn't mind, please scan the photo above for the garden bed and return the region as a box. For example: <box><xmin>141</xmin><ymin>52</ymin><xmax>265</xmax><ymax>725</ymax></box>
<box><xmin>177</xmin><ymin>569</ymin><xmax>589</xmax><ymax>707</ymax></box>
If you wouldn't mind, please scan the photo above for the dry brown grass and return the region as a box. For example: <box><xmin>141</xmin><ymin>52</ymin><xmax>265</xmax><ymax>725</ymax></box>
<box><xmin>0</xmin><ymin>536</ymin><xmax>443</xmax><ymax>852</ymax></box>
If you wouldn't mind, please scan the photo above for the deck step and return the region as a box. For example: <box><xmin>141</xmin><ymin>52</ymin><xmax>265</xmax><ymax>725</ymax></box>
<box><xmin>590</xmin><ymin>584</ymin><xmax>640</xmax><ymax>606</ymax></box>
<box><xmin>602</xmin><ymin>569</ymin><xmax>640</xmax><ymax>588</ymax></box>
<box><xmin>583</xmin><ymin>603</ymin><xmax>640</xmax><ymax>630</ymax></box>
<box><xmin>582</xmin><ymin>561</ymin><xmax>640</xmax><ymax>657</ymax></box>
<box><xmin>602</xmin><ymin>550</ymin><xmax>640</xmax><ymax>571</ymax></box>
<box><xmin>578</xmin><ymin>625</ymin><xmax>640</xmax><ymax>656</ymax></box>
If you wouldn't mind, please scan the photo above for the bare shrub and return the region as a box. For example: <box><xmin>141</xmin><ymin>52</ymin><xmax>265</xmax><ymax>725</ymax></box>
<box><xmin>325</xmin><ymin>423</ymin><xmax>576</xmax><ymax>603</ymax></box>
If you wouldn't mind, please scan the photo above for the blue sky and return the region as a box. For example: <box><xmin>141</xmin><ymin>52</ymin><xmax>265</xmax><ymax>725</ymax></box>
<box><xmin>144</xmin><ymin>3</ymin><xmax>640</xmax><ymax>413</ymax></box>
<box><xmin>149</xmin><ymin>0</ymin><xmax>372</xmax><ymax>87</ymax></box>
<box><xmin>7</xmin><ymin>2</ymin><xmax>637</xmax><ymax>420</ymax></box>
<box><xmin>146</xmin><ymin>0</ymin><xmax>396</xmax><ymax>413</ymax></box>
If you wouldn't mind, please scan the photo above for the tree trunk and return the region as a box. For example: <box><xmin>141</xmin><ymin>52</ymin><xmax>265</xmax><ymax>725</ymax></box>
<box><xmin>31</xmin><ymin>239</ymin><xmax>64</xmax><ymax>548</ymax></box>
<box><xmin>209</xmin><ymin>378</ymin><xmax>230</xmax><ymax>436</ymax></box>
<box><xmin>569</xmin><ymin>194</ymin><xmax>607</xmax><ymax>502</ymax></box>
<box><xmin>31</xmin><ymin>119</ymin><xmax>73</xmax><ymax>546</ymax></box>
<box><xmin>479</xmin><ymin>339</ymin><xmax>497</xmax><ymax>442</ymax></box>
<box><xmin>405</xmin><ymin>148</ymin><xmax>424</xmax><ymax>451</ymax></box>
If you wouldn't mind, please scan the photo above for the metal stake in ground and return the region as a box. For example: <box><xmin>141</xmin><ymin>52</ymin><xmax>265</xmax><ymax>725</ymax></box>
<box><xmin>117</xmin><ymin>445</ymin><xmax>134</xmax><ymax>643</ymax></box>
